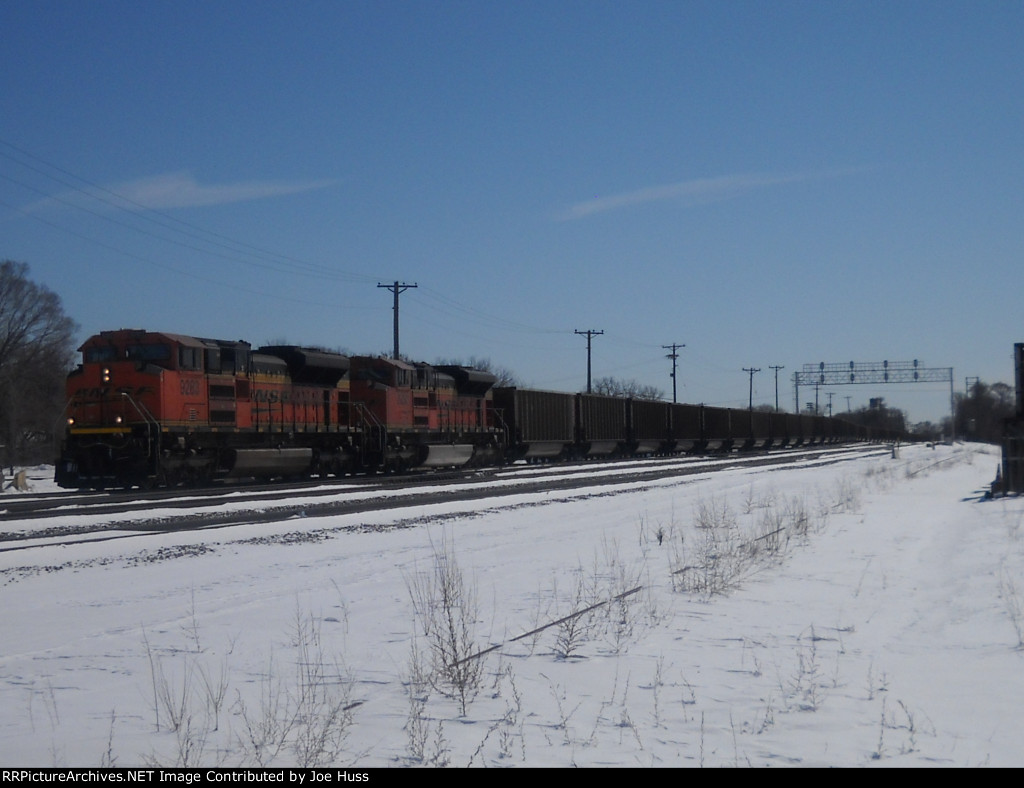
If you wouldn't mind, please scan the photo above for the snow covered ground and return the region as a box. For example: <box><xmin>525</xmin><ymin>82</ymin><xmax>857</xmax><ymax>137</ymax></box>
<box><xmin>0</xmin><ymin>442</ymin><xmax>1020</xmax><ymax>767</ymax></box>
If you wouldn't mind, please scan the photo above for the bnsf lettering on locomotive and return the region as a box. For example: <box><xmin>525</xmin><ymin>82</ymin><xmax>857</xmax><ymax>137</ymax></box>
<box><xmin>255</xmin><ymin>389</ymin><xmax>289</xmax><ymax>404</ymax></box>
<box><xmin>73</xmin><ymin>386</ymin><xmax>153</xmax><ymax>399</ymax></box>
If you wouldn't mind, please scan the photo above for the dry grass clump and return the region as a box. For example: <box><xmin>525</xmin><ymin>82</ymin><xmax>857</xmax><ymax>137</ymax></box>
<box><xmin>406</xmin><ymin>533</ymin><xmax>485</xmax><ymax>716</ymax></box>
<box><xmin>670</xmin><ymin>492</ymin><xmax>816</xmax><ymax>597</ymax></box>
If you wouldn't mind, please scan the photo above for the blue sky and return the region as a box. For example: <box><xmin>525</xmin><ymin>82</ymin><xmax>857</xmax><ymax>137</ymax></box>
<box><xmin>2</xmin><ymin>0</ymin><xmax>1022</xmax><ymax>423</ymax></box>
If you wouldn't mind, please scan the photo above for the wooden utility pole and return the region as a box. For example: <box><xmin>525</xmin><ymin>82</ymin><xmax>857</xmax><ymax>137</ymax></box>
<box><xmin>377</xmin><ymin>281</ymin><xmax>417</xmax><ymax>359</ymax></box>
<box><xmin>743</xmin><ymin>367</ymin><xmax>761</xmax><ymax>411</ymax></box>
<box><xmin>769</xmin><ymin>364</ymin><xmax>784</xmax><ymax>412</ymax></box>
<box><xmin>575</xmin><ymin>329</ymin><xmax>604</xmax><ymax>393</ymax></box>
<box><xmin>663</xmin><ymin>343</ymin><xmax>685</xmax><ymax>403</ymax></box>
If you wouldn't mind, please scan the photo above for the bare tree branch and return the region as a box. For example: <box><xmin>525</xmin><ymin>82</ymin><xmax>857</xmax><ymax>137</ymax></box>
<box><xmin>0</xmin><ymin>261</ymin><xmax>78</xmax><ymax>466</ymax></box>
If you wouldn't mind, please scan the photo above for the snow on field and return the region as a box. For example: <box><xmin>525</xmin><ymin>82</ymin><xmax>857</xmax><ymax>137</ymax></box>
<box><xmin>0</xmin><ymin>443</ymin><xmax>1021</xmax><ymax>767</ymax></box>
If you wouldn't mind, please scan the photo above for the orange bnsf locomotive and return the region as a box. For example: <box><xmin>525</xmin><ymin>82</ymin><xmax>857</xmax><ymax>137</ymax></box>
<box><xmin>56</xmin><ymin>329</ymin><xmax>501</xmax><ymax>488</ymax></box>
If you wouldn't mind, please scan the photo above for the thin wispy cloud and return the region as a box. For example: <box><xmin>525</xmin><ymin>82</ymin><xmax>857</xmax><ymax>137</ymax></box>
<box><xmin>556</xmin><ymin>170</ymin><xmax>848</xmax><ymax>221</ymax></box>
<box><xmin>110</xmin><ymin>172</ymin><xmax>336</xmax><ymax>209</ymax></box>
<box><xmin>26</xmin><ymin>171</ymin><xmax>335</xmax><ymax>214</ymax></box>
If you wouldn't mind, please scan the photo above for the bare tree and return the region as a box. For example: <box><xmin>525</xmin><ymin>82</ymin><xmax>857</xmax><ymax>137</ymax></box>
<box><xmin>954</xmin><ymin>380</ymin><xmax>1015</xmax><ymax>443</ymax></box>
<box><xmin>592</xmin><ymin>376</ymin><xmax>664</xmax><ymax>401</ymax></box>
<box><xmin>406</xmin><ymin>534</ymin><xmax>485</xmax><ymax>716</ymax></box>
<box><xmin>0</xmin><ymin>261</ymin><xmax>78</xmax><ymax>467</ymax></box>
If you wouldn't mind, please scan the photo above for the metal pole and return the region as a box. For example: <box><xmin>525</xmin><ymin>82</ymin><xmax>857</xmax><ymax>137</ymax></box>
<box><xmin>949</xmin><ymin>370</ymin><xmax>956</xmax><ymax>441</ymax></box>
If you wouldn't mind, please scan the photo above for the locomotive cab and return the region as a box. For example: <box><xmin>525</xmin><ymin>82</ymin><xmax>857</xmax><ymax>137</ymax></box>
<box><xmin>58</xmin><ymin>330</ymin><xmax>254</xmax><ymax>487</ymax></box>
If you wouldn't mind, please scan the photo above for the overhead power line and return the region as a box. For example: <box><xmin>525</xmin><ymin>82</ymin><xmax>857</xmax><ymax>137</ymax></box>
<box><xmin>0</xmin><ymin>138</ymin><xmax>373</xmax><ymax>285</ymax></box>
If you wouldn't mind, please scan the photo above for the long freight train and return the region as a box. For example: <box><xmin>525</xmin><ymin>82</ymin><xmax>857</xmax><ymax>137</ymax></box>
<box><xmin>55</xmin><ymin>329</ymin><xmax>902</xmax><ymax>489</ymax></box>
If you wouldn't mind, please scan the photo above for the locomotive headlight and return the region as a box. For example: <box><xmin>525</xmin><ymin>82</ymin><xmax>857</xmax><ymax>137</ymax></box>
<box><xmin>102</xmin><ymin>368</ymin><xmax>111</xmax><ymax>383</ymax></box>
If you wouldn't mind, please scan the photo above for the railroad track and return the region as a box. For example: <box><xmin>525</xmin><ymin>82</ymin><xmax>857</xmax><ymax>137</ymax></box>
<box><xmin>0</xmin><ymin>445</ymin><xmax>889</xmax><ymax>553</ymax></box>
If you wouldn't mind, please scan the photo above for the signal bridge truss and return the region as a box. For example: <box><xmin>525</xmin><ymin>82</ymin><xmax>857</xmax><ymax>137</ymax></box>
<box><xmin>793</xmin><ymin>360</ymin><xmax>954</xmax><ymax>431</ymax></box>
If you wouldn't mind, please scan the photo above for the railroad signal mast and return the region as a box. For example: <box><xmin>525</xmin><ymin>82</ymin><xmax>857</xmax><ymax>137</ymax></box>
<box><xmin>794</xmin><ymin>360</ymin><xmax>955</xmax><ymax>437</ymax></box>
